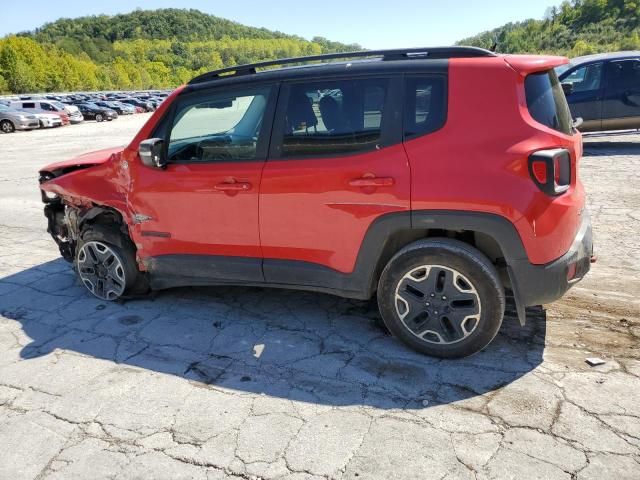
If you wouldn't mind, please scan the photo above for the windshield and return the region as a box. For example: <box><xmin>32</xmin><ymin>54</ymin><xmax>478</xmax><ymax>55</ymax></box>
<box><xmin>554</xmin><ymin>64</ymin><xmax>571</xmax><ymax>77</ymax></box>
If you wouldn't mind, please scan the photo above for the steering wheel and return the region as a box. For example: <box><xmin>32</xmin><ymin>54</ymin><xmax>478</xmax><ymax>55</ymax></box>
<box><xmin>195</xmin><ymin>140</ymin><xmax>235</xmax><ymax>161</ymax></box>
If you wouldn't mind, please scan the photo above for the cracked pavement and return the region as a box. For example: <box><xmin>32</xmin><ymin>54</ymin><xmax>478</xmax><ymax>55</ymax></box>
<box><xmin>1</xmin><ymin>117</ymin><xmax>639</xmax><ymax>479</ymax></box>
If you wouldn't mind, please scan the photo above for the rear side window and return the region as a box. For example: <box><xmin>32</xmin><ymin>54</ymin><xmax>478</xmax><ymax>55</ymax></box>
<box><xmin>525</xmin><ymin>70</ymin><xmax>573</xmax><ymax>135</ymax></box>
<box><xmin>606</xmin><ymin>59</ymin><xmax>640</xmax><ymax>92</ymax></box>
<box><xmin>22</xmin><ymin>102</ymin><xmax>36</xmax><ymax>109</ymax></box>
<box><xmin>404</xmin><ymin>76</ymin><xmax>446</xmax><ymax>139</ymax></box>
<box><xmin>280</xmin><ymin>78</ymin><xmax>388</xmax><ymax>158</ymax></box>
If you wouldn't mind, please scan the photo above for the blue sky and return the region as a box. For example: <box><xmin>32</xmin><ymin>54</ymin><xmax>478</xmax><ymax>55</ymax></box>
<box><xmin>1</xmin><ymin>0</ymin><xmax>561</xmax><ymax>48</ymax></box>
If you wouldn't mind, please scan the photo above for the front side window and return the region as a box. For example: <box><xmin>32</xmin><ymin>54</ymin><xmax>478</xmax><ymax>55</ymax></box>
<box><xmin>280</xmin><ymin>78</ymin><xmax>388</xmax><ymax>158</ymax></box>
<box><xmin>404</xmin><ymin>76</ymin><xmax>447</xmax><ymax>139</ymax></box>
<box><xmin>168</xmin><ymin>86</ymin><xmax>271</xmax><ymax>162</ymax></box>
<box><xmin>562</xmin><ymin>63</ymin><xmax>603</xmax><ymax>92</ymax></box>
<box><xmin>525</xmin><ymin>70</ymin><xmax>573</xmax><ymax>135</ymax></box>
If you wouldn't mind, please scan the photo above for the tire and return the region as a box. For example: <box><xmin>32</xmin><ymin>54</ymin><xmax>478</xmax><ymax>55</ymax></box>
<box><xmin>95</xmin><ymin>114</ymin><xmax>103</xmax><ymax>122</ymax></box>
<box><xmin>0</xmin><ymin>119</ymin><xmax>15</xmax><ymax>133</ymax></box>
<box><xmin>75</xmin><ymin>228</ymin><xmax>140</xmax><ymax>301</ymax></box>
<box><xmin>377</xmin><ymin>238</ymin><xmax>505</xmax><ymax>358</ymax></box>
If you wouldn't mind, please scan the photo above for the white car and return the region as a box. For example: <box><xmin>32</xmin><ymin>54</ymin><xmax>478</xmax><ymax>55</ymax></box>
<box><xmin>30</xmin><ymin>110</ymin><xmax>63</xmax><ymax>128</ymax></box>
<box><xmin>11</xmin><ymin>100</ymin><xmax>83</xmax><ymax>124</ymax></box>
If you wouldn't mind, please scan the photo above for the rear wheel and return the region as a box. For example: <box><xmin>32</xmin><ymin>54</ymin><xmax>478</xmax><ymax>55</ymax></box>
<box><xmin>377</xmin><ymin>239</ymin><xmax>505</xmax><ymax>358</ymax></box>
<box><xmin>95</xmin><ymin>114</ymin><xmax>103</xmax><ymax>122</ymax></box>
<box><xmin>75</xmin><ymin>229</ymin><xmax>140</xmax><ymax>300</ymax></box>
<box><xmin>0</xmin><ymin>119</ymin><xmax>15</xmax><ymax>133</ymax></box>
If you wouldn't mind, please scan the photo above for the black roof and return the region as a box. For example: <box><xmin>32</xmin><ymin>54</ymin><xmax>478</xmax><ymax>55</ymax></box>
<box><xmin>569</xmin><ymin>50</ymin><xmax>640</xmax><ymax>66</ymax></box>
<box><xmin>187</xmin><ymin>46</ymin><xmax>494</xmax><ymax>88</ymax></box>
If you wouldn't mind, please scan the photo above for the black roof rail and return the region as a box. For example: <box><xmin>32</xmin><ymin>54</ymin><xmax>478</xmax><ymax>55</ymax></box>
<box><xmin>188</xmin><ymin>46</ymin><xmax>495</xmax><ymax>85</ymax></box>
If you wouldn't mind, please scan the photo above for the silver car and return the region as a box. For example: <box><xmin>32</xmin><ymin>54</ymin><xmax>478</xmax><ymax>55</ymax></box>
<box><xmin>0</xmin><ymin>104</ymin><xmax>40</xmax><ymax>133</ymax></box>
<box><xmin>10</xmin><ymin>99</ymin><xmax>84</xmax><ymax>124</ymax></box>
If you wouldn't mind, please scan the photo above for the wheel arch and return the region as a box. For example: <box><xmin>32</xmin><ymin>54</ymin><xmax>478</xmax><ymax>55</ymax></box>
<box><xmin>77</xmin><ymin>205</ymin><xmax>133</xmax><ymax>251</ymax></box>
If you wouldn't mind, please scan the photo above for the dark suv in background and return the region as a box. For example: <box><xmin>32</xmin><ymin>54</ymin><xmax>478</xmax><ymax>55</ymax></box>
<box><xmin>558</xmin><ymin>51</ymin><xmax>640</xmax><ymax>132</ymax></box>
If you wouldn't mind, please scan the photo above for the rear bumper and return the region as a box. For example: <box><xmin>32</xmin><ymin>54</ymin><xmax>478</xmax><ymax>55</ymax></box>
<box><xmin>509</xmin><ymin>210</ymin><xmax>593</xmax><ymax>306</ymax></box>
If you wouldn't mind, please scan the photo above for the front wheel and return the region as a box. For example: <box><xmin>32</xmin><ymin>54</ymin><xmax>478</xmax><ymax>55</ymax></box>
<box><xmin>95</xmin><ymin>114</ymin><xmax>103</xmax><ymax>122</ymax></box>
<box><xmin>0</xmin><ymin>119</ymin><xmax>15</xmax><ymax>133</ymax></box>
<box><xmin>75</xmin><ymin>230</ymin><xmax>140</xmax><ymax>301</ymax></box>
<box><xmin>377</xmin><ymin>239</ymin><xmax>505</xmax><ymax>358</ymax></box>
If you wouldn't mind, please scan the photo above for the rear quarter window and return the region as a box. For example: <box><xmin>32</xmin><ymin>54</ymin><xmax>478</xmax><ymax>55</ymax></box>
<box><xmin>404</xmin><ymin>75</ymin><xmax>447</xmax><ymax>139</ymax></box>
<box><xmin>525</xmin><ymin>70</ymin><xmax>573</xmax><ymax>135</ymax></box>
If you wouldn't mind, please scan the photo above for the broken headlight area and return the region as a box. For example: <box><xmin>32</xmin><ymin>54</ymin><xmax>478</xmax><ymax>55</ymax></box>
<box><xmin>43</xmin><ymin>203</ymin><xmax>80</xmax><ymax>262</ymax></box>
<box><xmin>39</xmin><ymin>172</ymin><xmax>59</xmax><ymax>203</ymax></box>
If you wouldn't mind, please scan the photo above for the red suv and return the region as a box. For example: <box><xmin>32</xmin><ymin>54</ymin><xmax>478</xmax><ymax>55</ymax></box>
<box><xmin>39</xmin><ymin>47</ymin><xmax>593</xmax><ymax>358</ymax></box>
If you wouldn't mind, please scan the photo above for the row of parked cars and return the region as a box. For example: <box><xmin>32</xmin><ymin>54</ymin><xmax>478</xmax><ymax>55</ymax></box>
<box><xmin>0</xmin><ymin>90</ymin><xmax>171</xmax><ymax>134</ymax></box>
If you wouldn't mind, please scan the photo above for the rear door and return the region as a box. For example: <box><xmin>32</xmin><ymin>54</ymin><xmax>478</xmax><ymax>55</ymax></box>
<box><xmin>561</xmin><ymin>62</ymin><xmax>604</xmax><ymax>131</ymax></box>
<box><xmin>260</xmin><ymin>75</ymin><xmax>410</xmax><ymax>285</ymax></box>
<box><xmin>602</xmin><ymin>58</ymin><xmax>640</xmax><ymax>129</ymax></box>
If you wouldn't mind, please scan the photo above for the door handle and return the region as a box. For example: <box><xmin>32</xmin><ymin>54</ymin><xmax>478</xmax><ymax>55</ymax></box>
<box><xmin>349</xmin><ymin>175</ymin><xmax>395</xmax><ymax>187</ymax></box>
<box><xmin>214</xmin><ymin>180</ymin><xmax>252</xmax><ymax>192</ymax></box>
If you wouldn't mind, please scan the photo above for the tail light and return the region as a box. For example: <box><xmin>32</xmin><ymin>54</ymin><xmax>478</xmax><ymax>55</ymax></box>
<box><xmin>528</xmin><ymin>148</ymin><xmax>571</xmax><ymax>196</ymax></box>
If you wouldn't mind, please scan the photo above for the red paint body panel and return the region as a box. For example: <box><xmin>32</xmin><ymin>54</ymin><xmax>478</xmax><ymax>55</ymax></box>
<box><xmin>39</xmin><ymin>54</ymin><xmax>586</xmax><ymax>274</ymax></box>
<box><xmin>41</xmin><ymin>146</ymin><xmax>124</xmax><ymax>172</ymax></box>
<box><xmin>406</xmin><ymin>56</ymin><xmax>583</xmax><ymax>265</ymax></box>
<box><xmin>259</xmin><ymin>144</ymin><xmax>411</xmax><ymax>273</ymax></box>
<box><xmin>127</xmin><ymin>160</ymin><xmax>263</xmax><ymax>260</ymax></box>
<box><xmin>41</xmin><ymin>149</ymin><xmax>130</xmax><ymax>216</ymax></box>
<box><xmin>502</xmin><ymin>54</ymin><xmax>569</xmax><ymax>75</ymax></box>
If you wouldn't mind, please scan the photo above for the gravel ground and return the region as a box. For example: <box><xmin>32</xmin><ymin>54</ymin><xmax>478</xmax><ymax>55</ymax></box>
<box><xmin>0</xmin><ymin>117</ymin><xmax>639</xmax><ymax>480</ymax></box>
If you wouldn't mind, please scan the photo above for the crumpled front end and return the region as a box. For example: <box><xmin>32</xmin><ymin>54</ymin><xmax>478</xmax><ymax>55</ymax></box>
<box><xmin>39</xmin><ymin>147</ymin><xmax>130</xmax><ymax>262</ymax></box>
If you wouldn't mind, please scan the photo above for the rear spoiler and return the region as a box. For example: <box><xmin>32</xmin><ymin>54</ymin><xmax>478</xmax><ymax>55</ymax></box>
<box><xmin>502</xmin><ymin>55</ymin><xmax>569</xmax><ymax>76</ymax></box>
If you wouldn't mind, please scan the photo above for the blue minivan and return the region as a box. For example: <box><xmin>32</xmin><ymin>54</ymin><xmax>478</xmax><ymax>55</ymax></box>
<box><xmin>557</xmin><ymin>51</ymin><xmax>640</xmax><ymax>132</ymax></box>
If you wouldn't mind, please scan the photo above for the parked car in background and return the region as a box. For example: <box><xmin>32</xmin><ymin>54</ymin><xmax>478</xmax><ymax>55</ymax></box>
<box><xmin>107</xmin><ymin>101</ymin><xmax>136</xmax><ymax>115</ymax></box>
<box><xmin>11</xmin><ymin>100</ymin><xmax>83</xmax><ymax>124</ymax></box>
<box><xmin>75</xmin><ymin>103</ymin><xmax>118</xmax><ymax>122</ymax></box>
<box><xmin>557</xmin><ymin>51</ymin><xmax>640</xmax><ymax>132</ymax></box>
<box><xmin>117</xmin><ymin>102</ymin><xmax>137</xmax><ymax>114</ymax></box>
<box><xmin>0</xmin><ymin>104</ymin><xmax>40</xmax><ymax>133</ymax></box>
<box><xmin>121</xmin><ymin>98</ymin><xmax>154</xmax><ymax>112</ymax></box>
<box><xmin>93</xmin><ymin>101</ymin><xmax>133</xmax><ymax>115</ymax></box>
<box><xmin>31</xmin><ymin>110</ymin><xmax>63</xmax><ymax>128</ymax></box>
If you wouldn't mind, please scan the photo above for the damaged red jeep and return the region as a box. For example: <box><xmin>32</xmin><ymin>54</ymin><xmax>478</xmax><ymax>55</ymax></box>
<box><xmin>39</xmin><ymin>47</ymin><xmax>594</xmax><ymax>358</ymax></box>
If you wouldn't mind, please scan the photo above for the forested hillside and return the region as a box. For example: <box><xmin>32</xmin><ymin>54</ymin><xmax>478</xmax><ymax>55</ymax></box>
<box><xmin>0</xmin><ymin>9</ymin><xmax>360</xmax><ymax>94</ymax></box>
<box><xmin>459</xmin><ymin>0</ymin><xmax>640</xmax><ymax>56</ymax></box>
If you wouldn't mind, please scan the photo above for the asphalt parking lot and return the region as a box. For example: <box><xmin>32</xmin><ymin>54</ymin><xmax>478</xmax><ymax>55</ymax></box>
<box><xmin>0</xmin><ymin>118</ymin><xmax>639</xmax><ymax>479</ymax></box>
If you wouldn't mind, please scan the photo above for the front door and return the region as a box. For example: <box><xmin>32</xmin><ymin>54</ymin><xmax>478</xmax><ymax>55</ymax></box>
<box><xmin>602</xmin><ymin>59</ymin><xmax>640</xmax><ymax>130</ymax></box>
<box><xmin>562</xmin><ymin>62</ymin><xmax>604</xmax><ymax>131</ymax></box>
<box><xmin>259</xmin><ymin>76</ymin><xmax>411</xmax><ymax>286</ymax></box>
<box><xmin>128</xmin><ymin>84</ymin><xmax>277</xmax><ymax>282</ymax></box>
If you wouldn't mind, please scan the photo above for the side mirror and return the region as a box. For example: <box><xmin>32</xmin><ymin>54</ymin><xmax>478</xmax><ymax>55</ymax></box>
<box><xmin>139</xmin><ymin>138</ymin><xmax>166</xmax><ymax>169</ymax></box>
<box><xmin>561</xmin><ymin>82</ymin><xmax>573</xmax><ymax>96</ymax></box>
<box><xmin>572</xmin><ymin>117</ymin><xmax>583</xmax><ymax>129</ymax></box>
